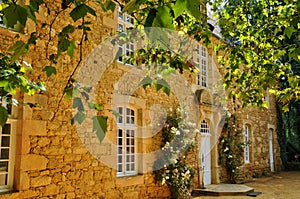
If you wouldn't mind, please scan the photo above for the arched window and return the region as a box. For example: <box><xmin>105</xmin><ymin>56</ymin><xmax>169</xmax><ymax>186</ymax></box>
<box><xmin>200</xmin><ymin>120</ymin><xmax>210</xmax><ymax>134</ymax></box>
<box><xmin>116</xmin><ymin>107</ymin><xmax>137</xmax><ymax>176</ymax></box>
<box><xmin>244</xmin><ymin>125</ymin><xmax>250</xmax><ymax>163</ymax></box>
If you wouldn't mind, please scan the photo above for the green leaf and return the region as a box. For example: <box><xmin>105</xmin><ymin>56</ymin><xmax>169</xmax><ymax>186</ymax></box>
<box><xmin>0</xmin><ymin>106</ymin><xmax>8</xmax><ymax>127</ymax></box>
<box><xmin>139</xmin><ymin>76</ymin><xmax>152</xmax><ymax>89</ymax></box>
<box><xmin>24</xmin><ymin>5</ymin><xmax>36</xmax><ymax>23</ymax></box>
<box><xmin>64</xmin><ymin>85</ymin><xmax>74</xmax><ymax>100</ymax></box>
<box><xmin>284</xmin><ymin>26</ymin><xmax>296</xmax><ymax>39</ymax></box>
<box><xmin>186</xmin><ymin>0</ymin><xmax>201</xmax><ymax>19</ymax></box>
<box><xmin>30</xmin><ymin>0</ymin><xmax>44</xmax><ymax>12</ymax></box>
<box><xmin>72</xmin><ymin>111</ymin><xmax>86</xmax><ymax>124</ymax></box>
<box><xmin>2</xmin><ymin>5</ymin><xmax>28</xmax><ymax>27</ymax></box>
<box><xmin>8</xmin><ymin>41</ymin><xmax>28</xmax><ymax>61</ymax></box>
<box><xmin>152</xmin><ymin>6</ymin><xmax>174</xmax><ymax>29</ymax></box>
<box><xmin>72</xmin><ymin>97</ymin><xmax>84</xmax><ymax>112</ymax></box>
<box><xmin>93</xmin><ymin>116</ymin><xmax>108</xmax><ymax>142</ymax></box>
<box><xmin>67</xmin><ymin>39</ymin><xmax>76</xmax><ymax>57</ymax></box>
<box><xmin>42</xmin><ymin>66</ymin><xmax>57</xmax><ymax>77</ymax></box>
<box><xmin>122</xmin><ymin>0</ymin><xmax>136</xmax><ymax>13</ymax></box>
<box><xmin>144</xmin><ymin>8</ymin><xmax>157</xmax><ymax>27</ymax></box>
<box><xmin>110</xmin><ymin>109</ymin><xmax>121</xmax><ymax>118</ymax></box>
<box><xmin>155</xmin><ymin>79</ymin><xmax>170</xmax><ymax>95</ymax></box>
<box><xmin>60</xmin><ymin>24</ymin><xmax>75</xmax><ymax>36</ymax></box>
<box><xmin>173</xmin><ymin>0</ymin><xmax>186</xmax><ymax>18</ymax></box>
<box><xmin>96</xmin><ymin>0</ymin><xmax>116</xmax><ymax>12</ymax></box>
<box><xmin>70</xmin><ymin>4</ymin><xmax>96</xmax><ymax>22</ymax></box>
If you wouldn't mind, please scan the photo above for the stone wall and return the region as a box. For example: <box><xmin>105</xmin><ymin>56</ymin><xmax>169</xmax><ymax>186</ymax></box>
<box><xmin>218</xmin><ymin>94</ymin><xmax>282</xmax><ymax>183</ymax></box>
<box><xmin>0</xmin><ymin>0</ymin><xmax>281</xmax><ymax>198</ymax></box>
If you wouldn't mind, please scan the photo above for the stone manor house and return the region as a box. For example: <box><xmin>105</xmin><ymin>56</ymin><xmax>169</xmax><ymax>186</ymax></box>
<box><xmin>0</xmin><ymin>1</ymin><xmax>281</xmax><ymax>198</ymax></box>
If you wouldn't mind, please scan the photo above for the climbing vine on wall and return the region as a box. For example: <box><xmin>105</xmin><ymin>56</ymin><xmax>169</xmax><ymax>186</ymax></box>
<box><xmin>153</xmin><ymin>108</ymin><xmax>196</xmax><ymax>199</ymax></box>
<box><xmin>218</xmin><ymin>114</ymin><xmax>245</xmax><ymax>183</ymax></box>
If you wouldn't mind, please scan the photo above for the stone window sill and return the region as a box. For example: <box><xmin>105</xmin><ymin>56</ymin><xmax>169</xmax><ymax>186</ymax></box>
<box><xmin>116</xmin><ymin>174</ymin><xmax>143</xmax><ymax>187</ymax></box>
<box><xmin>0</xmin><ymin>189</ymin><xmax>19</xmax><ymax>196</ymax></box>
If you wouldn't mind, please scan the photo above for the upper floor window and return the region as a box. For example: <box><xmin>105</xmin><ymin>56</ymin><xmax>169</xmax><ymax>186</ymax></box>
<box><xmin>117</xmin><ymin>6</ymin><xmax>135</xmax><ymax>65</ymax></box>
<box><xmin>116</xmin><ymin>107</ymin><xmax>137</xmax><ymax>177</ymax></box>
<box><xmin>244</xmin><ymin>124</ymin><xmax>250</xmax><ymax>164</ymax></box>
<box><xmin>195</xmin><ymin>45</ymin><xmax>208</xmax><ymax>87</ymax></box>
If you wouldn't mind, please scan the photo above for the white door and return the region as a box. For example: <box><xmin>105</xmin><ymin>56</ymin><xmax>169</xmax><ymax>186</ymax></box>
<box><xmin>201</xmin><ymin>134</ymin><xmax>211</xmax><ymax>185</ymax></box>
<box><xmin>269</xmin><ymin>129</ymin><xmax>274</xmax><ymax>172</ymax></box>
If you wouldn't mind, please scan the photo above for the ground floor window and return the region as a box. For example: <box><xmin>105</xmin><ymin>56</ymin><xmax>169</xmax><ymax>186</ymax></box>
<box><xmin>244</xmin><ymin>124</ymin><xmax>250</xmax><ymax>164</ymax></box>
<box><xmin>0</xmin><ymin>122</ymin><xmax>15</xmax><ymax>190</ymax></box>
<box><xmin>116</xmin><ymin>107</ymin><xmax>137</xmax><ymax>176</ymax></box>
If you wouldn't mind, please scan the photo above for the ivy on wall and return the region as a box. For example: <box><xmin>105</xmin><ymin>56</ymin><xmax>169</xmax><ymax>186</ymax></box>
<box><xmin>153</xmin><ymin>108</ymin><xmax>196</xmax><ymax>199</ymax></box>
<box><xmin>218</xmin><ymin>114</ymin><xmax>245</xmax><ymax>183</ymax></box>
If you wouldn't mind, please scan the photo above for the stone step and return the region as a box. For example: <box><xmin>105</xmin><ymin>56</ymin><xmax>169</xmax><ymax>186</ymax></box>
<box><xmin>192</xmin><ymin>184</ymin><xmax>255</xmax><ymax>196</ymax></box>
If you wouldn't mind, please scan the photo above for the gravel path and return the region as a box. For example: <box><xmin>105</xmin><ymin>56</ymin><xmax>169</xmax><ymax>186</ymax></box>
<box><xmin>193</xmin><ymin>171</ymin><xmax>300</xmax><ymax>199</ymax></box>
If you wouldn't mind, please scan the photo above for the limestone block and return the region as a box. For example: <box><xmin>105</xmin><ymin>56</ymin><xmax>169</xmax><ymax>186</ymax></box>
<box><xmin>56</xmin><ymin>194</ymin><xmax>66</xmax><ymax>199</ymax></box>
<box><xmin>42</xmin><ymin>146</ymin><xmax>65</xmax><ymax>155</ymax></box>
<box><xmin>62</xmin><ymin>165</ymin><xmax>71</xmax><ymax>173</ymax></box>
<box><xmin>103</xmin><ymin>16</ymin><xmax>116</xmax><ymax>29</ymax></box>
<box><xmin>19</xmin><ymin>171</ymin><xmax>30</xmax><ymax>190</ymax></box>
<box><xmin>38</xmin><ymin>137</ymin><xmax>51</xmax><ymax>147</ymax></box>
<box><xmin>67</xmin><ymin>171</ymin><xmax>81</xmax><ymax>180</ymax></box>
<box><xmin>24</xmin><ymin>94</ymin><xmax>48</xmax><ymax>107</ymax></box>
<box><xmin>61</xmin><ymin>185</ymin><xmax>75</xmax><ymax>193</ymax></box>
<box><xmin>23</xmin><ymin>190</ymin><xmax>40</xmax><ymax>198</ymax></box>
<box><xmin>106</xmin><ymin>191</ymin><xmax>120</xmax><ymax>199</ymax></box>
<box><xmin>42</xmin><ymin>184</ymin><xmax>59</xmax><ymax>196</ymax></box>
<box><xmin>52</xmin><ymin>173</ymin><xmax>62</xmax><ymax>183</ymax></box>
<box><xmin>64</xmin><ymin>154</ymin><xmax>82</xmax><ymax>162</ymax></box>
<box><xmin>123</xmin><ymin>191</ymin><xmax>139</xmax><ymax>199</ymax></box>
<box><xmin>31</xmin><ymin>176</ymin><xmax>52</xmax><ymax>187</ymax></box>
<box><xmin>20</xmin><ymin>154</ymin><xmax>48</xmax><ymax>171</ymax></box>
<box><xmin>66</xmin><ymin>192</ymin><xmax>76</xmax><ymax>199</ymax></box>
<box><xmin>73</xmin><ymin>147</ymin><xmax>88</xmax><ymax>155</ymax></box>
<box><xmin>23</xmin><ymin>120</ymin><xmax>47</xmax><ymax>136</ymax></box>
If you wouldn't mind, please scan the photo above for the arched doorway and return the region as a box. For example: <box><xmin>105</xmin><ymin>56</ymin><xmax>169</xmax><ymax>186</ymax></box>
<box><xmin>200</xmin><ymin>120</ymin><xmax>211</xmax><ymax>185</ymax></box>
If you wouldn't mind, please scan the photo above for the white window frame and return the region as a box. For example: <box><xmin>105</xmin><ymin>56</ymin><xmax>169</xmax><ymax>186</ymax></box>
<box><xmin>0</xmin><ymin>0</ymin><xmax>4</xmax><ymax>27</ymax></box>
<box><xmin>244</xmin><ymin>125</ymin><xmax>250</xmax><ymax>164</ymax></box>
<box><xmin>195</xmin><ymin>45</ymin><xmax>208</xmax><ymax>87</ymax></box>
<box><xmin>117</xmin><ymin>6</ymin><xmax>135</xmax><ymax>66</ymax></box>
<box><xmin>116</xmin><ymin>106</ymin><xmax>137</xmax><ymax>177</ymax></box>
<box><xmin>0</xmin><ymin>121</ymin><xmax>16</xmax><ymax>192</ymax></box>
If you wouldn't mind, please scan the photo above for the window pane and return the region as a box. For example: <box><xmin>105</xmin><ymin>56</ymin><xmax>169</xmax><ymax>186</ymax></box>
<box><xmin>1</xmin><ymin>136</ymin><xmax>10</xmax><ymax>147</ymax></box>
<box><xmin>118</xmin><ymin>129</ymin><xmax>123</xmax><ymax>137</ymax></box>
<box><xmin>0</xmin><ymin>161</ymin><xmax>8</xmax><ymax>172</ymax></box>
<box><xmin>118</xmin><ymin>147</ymin><xmax>122</xmax><ymax>155</ymax></box>
<box><xmin>131</xmin><ymin>164</ymin><xmax>134</xmax><ymax>171</ymax></box>
<box><xmin>118</xmin><ymin>155</ymin><xmax>122</xmax><ymax>164</ymax></box>
<box><xmin>117</xmin><ymin>164</ymin><xmax>122</xmax><ymax>172</ymax></box>
<box><xmin>2</xmin><ymin>124</ymin><xmax>11</xmax><ymax>135</ymax></box>
<box><xmin>118</xmin><ymin>138</ymin><xmax>122</xmax><ymax>145</ymax></box>
<box><xmin>131</xmin><ymin>109</ymin><xmax>134</xmax><ymax>116</ymax></box>
<box><xmin>118</xmin><ymin>46</ymin><xmax>123</xmax><ymax>62</ymax></box>
<box><xmin>118</xmin><ymin>7</ymin><xmax>123</xmax><ymax>20</ymax></box>
<box><xmin>0</xmin><ymin>174</ymin><xmax>8</xmax><ymax>186</ymax></box>
<box><xmin>0</xmin><ymin>149</ymin><xmax>9</xmax><ymax>159</ymax></box>
<box><xmin>118</xmin><ymin>24</ymin><xmax>123</xmax><ymax>32</ymax></box>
